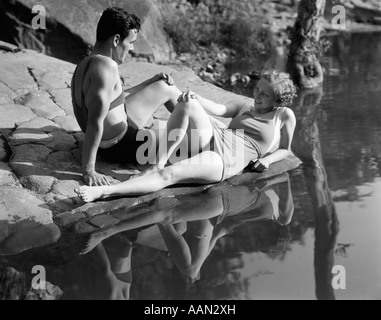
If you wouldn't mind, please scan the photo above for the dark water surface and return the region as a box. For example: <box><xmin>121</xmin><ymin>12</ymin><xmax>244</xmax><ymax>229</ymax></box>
<box><xmin>1</xmin><ymin>32</ymin><xmax>380</xmax><ymax>300</ymax></box>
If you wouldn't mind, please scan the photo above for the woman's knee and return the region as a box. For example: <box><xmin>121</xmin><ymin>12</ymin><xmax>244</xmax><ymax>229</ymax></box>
<box><xmin>158</xmin><ymin>163</ymin><xmax>188</xmax><ymax>184</ymax></box>
<box><xmin>177</xmin><ymin>99</ymin><xmax>201</xmax><ymax>115</ymax></box>
<box><xmin>158</xmin><ymin>165</ymin><xmax>177</xmax><ymax>184</ymax></box>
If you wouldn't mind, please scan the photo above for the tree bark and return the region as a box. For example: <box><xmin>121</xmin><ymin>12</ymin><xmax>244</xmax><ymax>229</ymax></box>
<box><xmin>287</xmin><ymin>0</ymin><xmax>326</xmax><ymax>88</ymax></box>
<box><xmin>292</xmin><ymin>88</ymin><xmax>340</xmax><ymax>300</ymax></box>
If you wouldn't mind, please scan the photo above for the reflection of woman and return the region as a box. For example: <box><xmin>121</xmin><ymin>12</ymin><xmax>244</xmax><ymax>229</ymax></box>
<box><xmin>159</xmin><ymin>172</ymin><xmax>294</xmax><ymax>283</ymax></box>
<box><xmin>76</xmin><ymin>70</ymin><xmax>297</xmax><ymax>202</ymax></box>
<box><xmin>80</xmin><ymin>173</ymin><xmax>294</xmax><ymax>289</ymax></box>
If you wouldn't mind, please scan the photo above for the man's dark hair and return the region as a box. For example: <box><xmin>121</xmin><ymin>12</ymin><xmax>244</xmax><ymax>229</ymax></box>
<box><xmin>96</xmin><ymin>7</ymin><xmax>141</xmax><ymax>42</ymax></box>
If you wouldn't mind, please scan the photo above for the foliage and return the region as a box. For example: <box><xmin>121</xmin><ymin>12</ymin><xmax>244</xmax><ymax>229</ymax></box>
<box><xmin>159</xmin><ymin>0</ymin><xmax>272</xmax><ymax>58</ymax></box>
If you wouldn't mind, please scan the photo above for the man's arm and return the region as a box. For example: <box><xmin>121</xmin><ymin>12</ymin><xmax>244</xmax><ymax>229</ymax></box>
<box><xmin>124</xmin><ymin>72</ymin><xmax>174</xmax><ymax>95</ymax></box>
<box><xmin>82</xmin><ymin>59</ymin><xmax>117</xmax><ymax>186</ymax></box>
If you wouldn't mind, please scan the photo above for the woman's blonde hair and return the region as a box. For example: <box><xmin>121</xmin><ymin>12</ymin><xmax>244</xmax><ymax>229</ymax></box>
<box><xmin>261</xmin><ymin>70</ymin><xmax>297</xmax><ymax>107</ymax></box>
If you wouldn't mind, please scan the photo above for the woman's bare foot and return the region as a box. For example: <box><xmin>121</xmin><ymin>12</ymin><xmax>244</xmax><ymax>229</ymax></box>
<box><xmin>75</xmin><ymin>186</ymin><xmax>108</xmax><ymax>203</ymax></box>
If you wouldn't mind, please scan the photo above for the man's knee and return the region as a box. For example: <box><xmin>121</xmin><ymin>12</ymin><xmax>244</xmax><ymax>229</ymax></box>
<box><xmin>151</xmin><ymin>79</ymin><xmax>177</xmax><ymax>94</ymax></box>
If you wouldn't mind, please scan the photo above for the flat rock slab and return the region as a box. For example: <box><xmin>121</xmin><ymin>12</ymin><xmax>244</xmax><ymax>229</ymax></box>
<box><xmin>0</xmin><ymin>162</ymin><xmax>19</xmax><ymax>187</ymax></box>
<box><xmin>57</xmin><ymin>153</ymin><xmax>302</xmax><ymax>232</ymax></box>
<box><xmin>0</xmin><ymin>83</ymin><xmax>16</xmax><ymax>104</ymax></box>
<box><xmin>0</xmin><ymin>138</ymin><xmax>8</xmax><ymax>162</ymax></box>
<box><xmin>17</xmin><ymin>117</ymin><xmax>60</xmax><ymax>133</ymax></box>
<box><xmin>0</xmin><ymin>104</ymin><xmax>36</xmax><ymax>131</ymax></box>
<box><xmin>17</xmin><ymin>91</ymin><xmax>66</xmax><ymax>120</ymax></box>
<box><xmin>52</xmin><ymin>116</ymin><xmax>81</xmax><ymax>132</ymax></box>
<box><xmin>0</xmin><ymin>60</ymin><xmax>38</xmax><ymax>96</ymax></box>
<box><xmin>0</xmin><ymin>187</ymin><xmax>60</xmax><ymax>255</ymax></box>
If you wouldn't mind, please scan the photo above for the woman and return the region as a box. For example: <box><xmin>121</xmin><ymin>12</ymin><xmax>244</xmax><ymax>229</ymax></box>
<box><xmin>76</xmin><ymin>69</ymin><xmax>297</xmax><ymax>202</ymax></box>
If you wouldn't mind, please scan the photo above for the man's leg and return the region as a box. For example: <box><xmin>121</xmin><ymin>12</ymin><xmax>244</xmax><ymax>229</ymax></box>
<box><xmin>125</xmin><ymin>80</ymin><xmax>181</xmax><ymax>129</ymax></box>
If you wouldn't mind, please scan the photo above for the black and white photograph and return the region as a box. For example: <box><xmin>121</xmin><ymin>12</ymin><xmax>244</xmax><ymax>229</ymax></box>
<box><xmin>0</xmin><ymin>0</ymin><xmax>380</xmax><ymax>302</ymax></box>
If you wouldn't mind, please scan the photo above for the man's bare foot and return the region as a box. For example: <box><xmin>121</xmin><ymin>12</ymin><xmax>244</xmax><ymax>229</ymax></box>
<box><xmin>79</xmin><ymin>228</ymin><xmax>117</xmax><ymax>255</ymax></box>
<box><xmin>75</xmin><ymin>186</ymin><xmax>107</xmax><ymax>203</ymax></box>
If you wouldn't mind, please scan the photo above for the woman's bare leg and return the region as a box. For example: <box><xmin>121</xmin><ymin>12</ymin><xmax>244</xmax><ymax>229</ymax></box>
<box><xmin>145</xmin><ymin>98</ymin><xmax>215</xmax><ymax>172</ymax></box>
<box><xmin>158</xmin><ymin>220</ymin><xmax>213</xmax><ymax>280</ymax></box>
<box><xmin>78</xmin><ymin>187</ymin><xmax>224</xmax><ymax>255</ymax></box>
<box><xmin>76</xmin><ymin>151</ymin><xmax>223</xmax><ymax>202</ymax></box>
<box><xmin>124</xmin><ymin>80</ymin><xmax>181</xmax><ymax>129</ymax></box>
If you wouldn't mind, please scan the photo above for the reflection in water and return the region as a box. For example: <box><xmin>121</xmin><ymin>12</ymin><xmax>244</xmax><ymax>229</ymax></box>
<box><xmin>292</xmin><ymin>87</ymin><xmax>339</xmax><ymax>300</ymax></box>
<box><xmin>130</xmin><ymin>174</ymin><xmax>294</xmax><ymax>300</ymax></box>
<box><xmin>157</xmin><ymin>173</ymin><xmax>294</xmax><ymax>294</ymax></box>
<box><xmin>321</xmin><ymin>32</ymin><xmax>381</xmax><ymax>194</ymax></box>
<box><xmin>0</xmin><ymin>173</ymin><xmax>294</xmax><ymax>300</ymax></box>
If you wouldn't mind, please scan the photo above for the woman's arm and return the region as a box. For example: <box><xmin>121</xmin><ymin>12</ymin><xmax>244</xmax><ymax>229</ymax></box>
<box><xmin>276</xmin><ymin>176</ymin><xmax>294</xmax><ymax>226</ymax></box>
<box><xmin>252</xmin><ymin>108</ymin><xmax>296</xmax><ymax>171</ymax></box>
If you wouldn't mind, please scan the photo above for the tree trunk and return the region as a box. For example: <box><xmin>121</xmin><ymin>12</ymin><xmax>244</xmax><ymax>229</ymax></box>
<box><xmin>287</xmin><ymin>0</ymin><xmax>326</xmax><ymax>88</ymax></box>
<box><xmin>292</xmin><ymin>88</ymin><xmax>340</xmax><ymax>300</ymax></box>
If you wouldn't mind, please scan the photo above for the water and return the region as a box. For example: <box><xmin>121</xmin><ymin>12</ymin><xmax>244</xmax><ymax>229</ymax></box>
<box><xmin>1</xmin><ymin>32</ymin><xmax>381</xmax><ymax>300</ymax></box>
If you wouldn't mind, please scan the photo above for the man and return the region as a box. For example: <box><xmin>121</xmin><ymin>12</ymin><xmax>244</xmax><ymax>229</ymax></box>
<box><xmin>71</xmin><ymin>7</ymin><xmax>181</xmax><ymax>186</ymax></box>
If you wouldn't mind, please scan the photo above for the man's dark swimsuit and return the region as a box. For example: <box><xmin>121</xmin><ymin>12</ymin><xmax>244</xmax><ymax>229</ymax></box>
<box><xmin>71</xmin><ymin>55</ymin><xmax>143</xmax><ymax>164</ymax></box>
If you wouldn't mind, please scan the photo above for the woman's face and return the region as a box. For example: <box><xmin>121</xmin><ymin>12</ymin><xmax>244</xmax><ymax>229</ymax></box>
<box><xmin>253</xmin><ymin>79</ymin><xmax>276</xmax><ymax>112</ymax></box>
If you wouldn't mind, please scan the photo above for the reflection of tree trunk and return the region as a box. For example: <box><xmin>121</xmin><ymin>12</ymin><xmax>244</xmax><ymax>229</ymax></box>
<box><xmin>287</xmin><ymin>0</ymin><xmax>326</xmax><ymax>88</ymax></box>
<box><xmin>292</xmin><ymin>88</ymin><xmax>340</xmax><ymax>300</ymax></box>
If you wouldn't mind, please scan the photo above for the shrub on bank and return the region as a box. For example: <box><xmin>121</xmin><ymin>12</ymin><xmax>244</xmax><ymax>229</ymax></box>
<box><xmin>159</xmin><ymin>0</ymin><xmax>271</xmax><ymax>58</ymax></box>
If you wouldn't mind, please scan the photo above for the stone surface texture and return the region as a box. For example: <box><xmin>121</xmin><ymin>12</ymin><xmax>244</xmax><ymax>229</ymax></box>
<box><xmin>0</xmin><ymin>43</ymin><xmax>301</xmax><ymax>255</ymax></box>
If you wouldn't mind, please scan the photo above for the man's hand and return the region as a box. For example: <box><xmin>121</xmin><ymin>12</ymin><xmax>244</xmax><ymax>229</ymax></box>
<box><xmin>83</xmin><ymin>171</ymin><xmax>110</xmax><ymax>186</ymax></box>
<box><xmin>250</xmin><ymin>159</ymin><xmax>270</xmax><ymax>172</ymax></box>
<box><xmin>152</xmin><ymin>72</ymin><xmax>175</xmax><ymax>86</ymax></box>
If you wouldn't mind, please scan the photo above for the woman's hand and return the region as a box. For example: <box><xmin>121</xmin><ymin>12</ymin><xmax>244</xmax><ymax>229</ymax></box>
<box><xmin>250</xmin><ymin>158</ymin><xmax>270</xmax><ymax>172</ymax></box>
<box><xmin>177</xmin><ymin>90</ymin><xmax>197</xmax><ymax>103</ymax></box>
<box><xmin>152</xmin><ymin>72</ymin><xmax>175</xmax><ymax>86</ymax></box>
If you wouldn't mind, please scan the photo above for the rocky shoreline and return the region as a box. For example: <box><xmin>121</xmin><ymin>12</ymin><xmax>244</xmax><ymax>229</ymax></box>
<box><xmin>0</xmin><ymin>41</ymin><xmax>301</xmax><ymax>258</ymax></box>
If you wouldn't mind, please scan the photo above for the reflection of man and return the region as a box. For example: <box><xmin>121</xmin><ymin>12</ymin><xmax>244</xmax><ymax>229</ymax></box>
<box><xmin>71</xmin><ymin>7</ymin><xmax>181</xmax><ymax>186</ymax></box>
<box><xmin>61</xmin><ymin>237</ymin><xmax>133</xmax><ymax>300</ymax></box>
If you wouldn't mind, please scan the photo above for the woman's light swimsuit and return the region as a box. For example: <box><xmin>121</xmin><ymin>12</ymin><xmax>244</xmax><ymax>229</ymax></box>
<box><xmin>211</xmin><ymin>106</ymin><xmax>286</xmax><ymax>181</ymax></box>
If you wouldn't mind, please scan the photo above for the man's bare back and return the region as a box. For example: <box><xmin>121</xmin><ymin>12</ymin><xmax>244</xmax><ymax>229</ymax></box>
<box><xmin>72</xmin><ymin>55</ymin><xmax>128</xmax><ymax>141</ymax></box>
<box><xmin>71</xmin><ymin>7</ymin><xmax>180</xmax><ymax>187</ymax></box>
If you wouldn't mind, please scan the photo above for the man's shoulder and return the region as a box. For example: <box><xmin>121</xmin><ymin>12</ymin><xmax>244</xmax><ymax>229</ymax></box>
<box><xmin>88</xmin><ymin>55</ymin><xmax>119</xmax><ymax>79</ymax></box>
